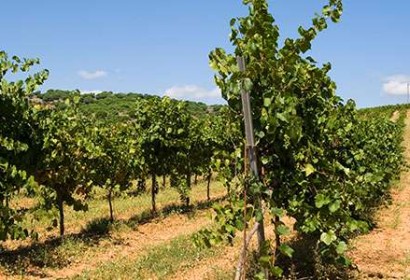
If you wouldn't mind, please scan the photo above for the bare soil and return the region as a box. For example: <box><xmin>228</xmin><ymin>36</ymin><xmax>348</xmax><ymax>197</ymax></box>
<box><xmin>390</xmin><ymin>110</ymin><xmax>400</xmax><ymax>122</ymax></box>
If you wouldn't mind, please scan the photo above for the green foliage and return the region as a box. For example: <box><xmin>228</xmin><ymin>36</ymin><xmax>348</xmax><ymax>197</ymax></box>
<box><xmin>37</xmin><ymin>89</ymin><xmax>77</xmax><ymax>102</ymax></box>
<box><xmin>0</xmin><ymin>51</ymin><xmax>228</xmax><ymax>240</ymax></box>
<box><xmin>87</xmin><ymin>122</ymin><xmax>139</xmax><ymax>221</ymax></box>
<box><xmin>36</xmin><ymin>90</ymin><xmax>224</xmax><ymax>123</ymax></box>
<box><xmin>0</xmin><ymin>50</ymin><xmax>48</xmax><ymax>240</ymax></box>
<box><xmin>133</xmin><ymin>96</ymin><xmax>194</xmax><ymax>209</ymax></box>
<box><xmin>358</xmin><ymin>103</ymin><xmax>410</xmax><ymax>120</ymax></box>
<box><xmin>33</xmin><ymin>97</ymin><xmax>95</xmax><ymax>235</ymax></box>
<box><xmin>197</xmin><ymin>0</ymin><xmax>404</xmax><ymax>277</ymax></box>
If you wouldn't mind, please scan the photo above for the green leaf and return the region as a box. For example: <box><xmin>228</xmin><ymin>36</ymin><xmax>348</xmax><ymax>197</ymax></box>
<box><xmin>276</xmin><ymin>112</ymin><xmax>287</xmax><ymax>122</ymax></box>
<box><xmin>315</xmin><ymin>194</ymin><xmax>330</xmax><ymax>208</ymax></box>
<box><xmin>270</xmin><ymin>207</ymin><xmax>284</xmax><ymax>218</ymax></box>
<box><xmin>303</xmin><ymin>163</ymin><xmax>316</xmax><ymax>176</ymax></box>
<box><xmin>73</xmin><ymin>95</ymin><xmax>81</xmax><ymax>104</ymax></box>
<box><xmin>336</xmin><ymin>241</ymin><xmax>347</xmax><ymax>255</ymax></box>
<box><xmin>279</xmin><ymin>244</ymin><xmax>294</xmax><ymax>257</ymax></box>
<box><xmin>337</xmin><ymin>255</ymin><xmax>352</xmax><ymax>267</ymax></box>
<box><xmin>329</xmin><ymin>200</ymin><xmax>341</xmax><ymax>213</ymax></box>
<box><xmin>271</xmin><ymin>266</ymin><xmax>284</xmax><ymax>277</ymax></box>
<box><xmin>243</xmin><ymin>78</ymin><xmax>253</xmax><ymax>91</ymax></box>
<box><xmin>275</xmin><ymin>225</ymin><xmax>290</xmax><ymax>236</ymax></box>
<box><xmin>259</xmin><ymin>255</ymin><xmax>270</xmax><ymax>265</ymax></box>
<box><xmin>320</xmin><ymin>231</ymin><xmax>337</xmax><ymax>246</ymax></box>
<box><xmin>256</xmin><ymin>130</ymin><xmax>265</xmax><ymax>139</ymax></box>
<box><xmin>261</xmin><ymin>156</ymin><xmax>269</xmax><ymax>165</ymax></box>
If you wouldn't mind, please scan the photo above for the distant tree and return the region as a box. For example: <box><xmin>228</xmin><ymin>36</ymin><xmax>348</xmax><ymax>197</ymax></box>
<box><xmin>95</xmin><ymin>91</ymin><xmax>113</xmax><ymax>100</ymax></box>
<box><xmin>81</xmin><ymin>93</ymin><xmax>96</xmax><ymax>104</ymax></box>
<box><xmin>41</xmin><ymin>89</ymin><xmax>75</xmax><ymax>102</ymax></box>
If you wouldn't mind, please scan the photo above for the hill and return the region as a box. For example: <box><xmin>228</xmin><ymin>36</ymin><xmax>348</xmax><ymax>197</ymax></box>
<box><xmin>33</xmin><ymin>89</ymin><xmax>225</xmax><ymax>123</ymax></box>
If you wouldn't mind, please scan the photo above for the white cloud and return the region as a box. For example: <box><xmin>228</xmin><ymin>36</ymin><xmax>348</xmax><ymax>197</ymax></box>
<box><xmin>78</xmin><ymin>70</ymin><xmax>107</xmax><ymax>80</ymax></box>
<box><xmin>164</xmin><ymin>85</ymin><xmax>221</xmax><ymax>101</ymax></box>
<box><xmin>80</xmin><ymin>90</ymin><xmax>103</xmax><ymax>95</ymax></box>
<box><xmin>382</xmin><ymin>75</ymin><xmax>410</xmax><ymax>95</ymax></box>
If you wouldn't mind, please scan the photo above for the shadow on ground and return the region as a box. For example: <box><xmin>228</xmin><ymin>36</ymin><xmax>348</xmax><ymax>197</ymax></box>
<box><xmin>0</xmin><ymin>196</ymin><xmax>225</xmax><ymax>278</ymax></box>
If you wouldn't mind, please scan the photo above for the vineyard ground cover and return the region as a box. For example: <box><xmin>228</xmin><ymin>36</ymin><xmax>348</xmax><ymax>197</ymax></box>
<box><xmin>71</xmin><ymin>233</ymin><xmax>225</xmax><ymax>280</ymax></box>
<box><xmin>0</xmin><ymin>179</ymin><xmax>226</xmax><ymax>279</ymax></box>
<box><xmin>92</xmin><ymin>166</ymin><xmax>408</xmax><ymax>280</ymax></box>
<box><xmin>71</xmin><ymin>211</ymin><xmax>285</xmax><ymax>280</ymax></box>
<box><xmin>94</xmin><ymin>213</ymin><xmax>314</xmax><ymax>279</ymax></box>
<box><xmin>3</xmin><ymin>177</ymin><xmax>222</xmax><ymax>246</ymax></box>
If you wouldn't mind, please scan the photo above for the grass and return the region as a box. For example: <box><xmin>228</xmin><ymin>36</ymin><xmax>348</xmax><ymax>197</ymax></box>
<box><xmin>10</xmin><ymin>178</ymin><xmax>225</xmax><ymax>242</ymax></box>
<box><xmin>0</xmin><ymin>179</ymin><xmax>226</xmax><ymax>279</ymax></box>
<box><xmin>397</xmin><ymin>252</ymin><xmax>410</xmax><ymax>267</ymax></box>
<box><xmin>203</xmin><ymin>268</ymin><xmax>234</xmax><ymax>280</ymax></box>
<box><xmin>72</xmin><ymin>233</ymin><xmax>223</xmax><ymax>280</ymax></box>
<box><xmin>0</xmin><ymin>236</ymin><xmax>95</xmax><ymax>276</ymax></box>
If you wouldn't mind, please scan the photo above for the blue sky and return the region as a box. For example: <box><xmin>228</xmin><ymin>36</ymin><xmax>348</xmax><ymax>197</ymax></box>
<box><xmin>2</xmin><ymin>1</ymin><xmax>409</xmax><ymax>107</ymax></box>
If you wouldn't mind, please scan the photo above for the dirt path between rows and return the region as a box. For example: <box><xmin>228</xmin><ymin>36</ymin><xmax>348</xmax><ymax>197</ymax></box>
<box><xmin>348</xmin><ymin>110</ymin><xmax>410</xmax><ymax>279</ymax></box>
<box><xmin>56</xmin><ymin>210</ymin><xmax>215</xmax><ymax>279</ymax></box>
<box><xmin>172</xmin><ymin>216</ymin><xmax>295</xmax><ymax>280</ymax></box>
<box><xmin>0</xmin><ymin>209</ymin><xmax>214</xmax><ymax>280</ymax></box>
<box><xmin>390</xmin><ymin>110</ymin><xmax>400</xmax><ymax>122</ymax></box>
<box><xmin>54</xmin><ymin>212</ymin><xmax>214</xmax><ymax>279</ymax></box>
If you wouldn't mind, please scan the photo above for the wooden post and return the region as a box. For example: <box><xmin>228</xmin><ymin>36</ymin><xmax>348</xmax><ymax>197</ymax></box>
<box><xmin>237</xmin><ymin>56</ymin><xmax>267</xmax><ymax>279</ymax></box>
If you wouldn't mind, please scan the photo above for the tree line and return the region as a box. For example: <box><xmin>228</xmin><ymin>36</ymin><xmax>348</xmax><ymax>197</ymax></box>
<box><xmin>32</xmin><ymin>89</ymin><xmax>224</xmax><ymax>122</ymax></box>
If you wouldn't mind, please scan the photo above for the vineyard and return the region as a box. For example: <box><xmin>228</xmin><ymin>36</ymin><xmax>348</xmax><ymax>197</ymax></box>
<box><xmin>1</xmin><ymin>0</ymin><xmax>410</xmax><ymax>279</ymax></box>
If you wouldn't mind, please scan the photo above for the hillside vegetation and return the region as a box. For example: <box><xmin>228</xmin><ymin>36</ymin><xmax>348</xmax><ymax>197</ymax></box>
<box><xmin>33</xmin><ymin>89</ymin><xmax>224</xmax><ymax>122</ymax></box>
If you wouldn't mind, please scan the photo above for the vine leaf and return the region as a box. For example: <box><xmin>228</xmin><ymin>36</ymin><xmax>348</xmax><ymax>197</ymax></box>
<box><xmin>336</xmin><ymin>241</ymin><xmax>348</xmax><ymax>254</ymax></box>
<box><xmin>279</xmin><ymin>244</ymin><xmax>294</xmax><ymax>258</ymax></box>
<box><xmin>275</xmin><ymin>224</ymin><xmax>290</xmax><ymax>236</ymax></box>
<box><xmin>320</xmin><ymin>230</ymin><xmax>337</xmax><ymax>245</ymax></box>
<box><xmin>304</xmin><ymin>163</ymin><xmax>316</xmax><ymax>176</ymax></box>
